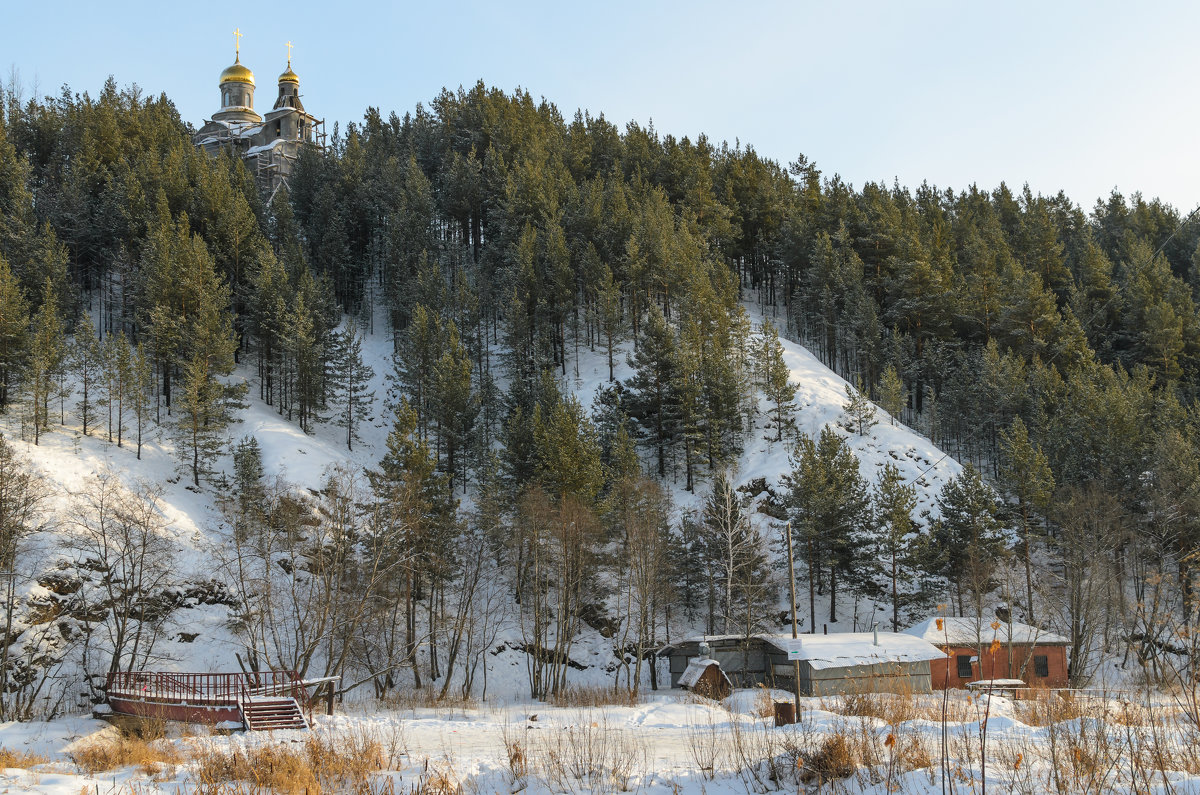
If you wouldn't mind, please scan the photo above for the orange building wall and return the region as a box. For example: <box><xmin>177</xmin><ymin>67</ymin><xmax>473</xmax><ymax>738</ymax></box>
<box><xmin>929</xmin><ymin>644</ymin><xmax>1069</xmax><ymax>689</ymax></box>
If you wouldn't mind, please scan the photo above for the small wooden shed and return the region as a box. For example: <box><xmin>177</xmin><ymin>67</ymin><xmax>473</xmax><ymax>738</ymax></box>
<box><xmin>905</xmin><ymin>617</ymin><xmax>1071</xmax><ymax>689</ymax></box>
<box><xmin>677</xmin><ymin>658</ymin><xmax>733</xmax><ymax>700</ymax></box>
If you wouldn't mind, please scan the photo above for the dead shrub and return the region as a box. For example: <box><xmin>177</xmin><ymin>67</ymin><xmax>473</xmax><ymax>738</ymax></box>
<box><xmin>837</xmin><ymin>691</ymin><xmax>917</xmax><ymax>724</ymax></box>
<box><xmin>684</xmin><ymin>709</ymin><xmax>725</xmax><ymax>780</ymax></box>
<box><xmin>499</xmin><ymin>721</ymin><xmax>528</xmax><ymax>785</ymax></box>
<box><xmin>752</xmin><ymin>687</ymin><xmax>776</xmax><ymax>719</ymax></box>
<box><xmin>1013</xmin><ymin>691</ymin><xmax>1090</xmax><ymax>727</ymax></box>
<box><xmin>803</xmin><ymin>733</ymin><xmax>855</xmax><ymax>784</ymax></box>
<box><xmin>412</xmin><ymin>761</ymin><xmax>461</xmax><ymax>794</ymax></box>
<box><xmin>0</xmin><ymin>746</ymin><xmax>49</xmax><ymax>768</ymax></box>
<box><xmin>534</xmin><ymin>713</ymin><xmax>647</xmax><ymax>794</ymax></box>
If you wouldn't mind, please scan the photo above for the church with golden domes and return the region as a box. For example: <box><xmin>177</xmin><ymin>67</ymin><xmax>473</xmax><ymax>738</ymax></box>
<box><xmin>193</xmin><ymin>30</ymin><xmax>324</xmax><ymax>192</ymax></box>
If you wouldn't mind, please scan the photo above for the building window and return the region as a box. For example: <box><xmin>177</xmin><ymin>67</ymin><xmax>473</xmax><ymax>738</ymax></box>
<box><xmin>956</xmin><ymin>655</ymin><xmax>973</xmax><ymax>679</ymax></box>
<box><xmin>1034</xmin><ymin>655</ymin><xmax>1049</xmax><ymax>678</ymax></box>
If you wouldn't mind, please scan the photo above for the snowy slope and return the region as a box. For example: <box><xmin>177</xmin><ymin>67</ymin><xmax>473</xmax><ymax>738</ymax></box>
<box><xmin>2</xmin><ymin>299</ymin><xmax>965</xmax><ymax>704</ymax></box>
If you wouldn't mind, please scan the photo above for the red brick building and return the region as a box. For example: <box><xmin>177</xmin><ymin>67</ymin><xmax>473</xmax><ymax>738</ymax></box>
<box><xmin>905</xmin><ymin>617</ymin><xmax>1071</xmax><ymax>690</ymax></box>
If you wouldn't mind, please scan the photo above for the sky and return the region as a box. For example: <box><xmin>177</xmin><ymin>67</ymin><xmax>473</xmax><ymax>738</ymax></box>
<box><xmin>4</xmin><ymin>0</ymin><xmax>1200</xmax><ymax>212</ymax></box>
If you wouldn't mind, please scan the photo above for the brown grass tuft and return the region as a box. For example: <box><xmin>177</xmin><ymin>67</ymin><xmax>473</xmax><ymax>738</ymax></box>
<box><xmin>803</xmin><ymin>733</ymin><xmax>856</xmax><ymax>783</ymax></box>
<box><xmin>69</xmin><ymin>734</ymin><xmax>182</xmax><ymax>776</ymax></box>
<box><xmin>189</xmin><ymin>731</ymin><xmax>384</xmax><ymax>794</ymax></box>
<box><xmin>0</xmin><ymin>746</ymin><xmax>49</xmax><ymax>769</ymax></box>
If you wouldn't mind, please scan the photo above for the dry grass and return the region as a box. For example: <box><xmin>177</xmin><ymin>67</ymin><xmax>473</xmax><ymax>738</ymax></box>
<box><xmin>69</xmin><ymin>734</ymin><xmax>182</xmax><ymax>776</ymax></box>
<box><xmin>893</xmin><ymin>733</ymin><xmax>933</xmax><ymax>772</ymax></box>
<box><xmin>828</xmin><ymin>690</ymin><xmax>972</xmax><ymax>724</ymax></box>
<box><xmin>189</xmin><ymin>730</ymin><xmax>385</xmax><ymax>794</ymax></box>
<box><xmin>534</xmin><ymin>713</ymin><xmax>647</xmax><ymax>794</ymax></box>
<box><xmin>0</xmin><ymin>746</ymin><xmax>49</xmax><ymax>769</ymax></box>
<box><xmin>378</xmin><ymin>688</ymin><xmax>478</xmax><ymax>713</ymax></box>
<box><xmin>751</xmin><ymin>687</ymin><xmax>778</xmax><ymax>719</ymax></box>
<box><xmin>547</xmin><ymin>684</ymin><xmax>641</xmax><ymax>708</ymax></box>
<box><xmin>69</xmin><ymin>719</ymin><xmax>181</xmax><ymax>777</ymax></box>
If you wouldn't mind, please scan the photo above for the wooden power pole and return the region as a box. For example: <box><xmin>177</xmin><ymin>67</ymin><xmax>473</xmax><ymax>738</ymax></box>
<box><xmin>784</xmin><ymin>521</ymin><xmax>802</xmax><ymax>716</ymax></box>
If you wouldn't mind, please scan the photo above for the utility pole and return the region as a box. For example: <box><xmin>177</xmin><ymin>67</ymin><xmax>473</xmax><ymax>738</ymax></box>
<box><xmin>784</xmin><ymin>522</ymin><xmax>802</xmax><ymax>717</ymax></box>
<box><xmin>0</xmin><ymin>569</ymin><xmax>14</xmax><ymax>720</ymax></box>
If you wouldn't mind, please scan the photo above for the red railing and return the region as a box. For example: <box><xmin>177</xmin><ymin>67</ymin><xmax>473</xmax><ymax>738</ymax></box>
<box><xmin>105</xmin><ymin>671</ymin><xmax>308</xmax><ymax>708</ymax></box>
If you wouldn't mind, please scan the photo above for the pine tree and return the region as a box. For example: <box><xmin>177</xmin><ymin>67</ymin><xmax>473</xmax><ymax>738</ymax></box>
<box><xmin>72</xmin><ymin>313</ymin><xmax>103</xmax><ymax>437</ymax></box>
<box><xmin>595</xmin><ymin>264</ymin><xmax>624</xmax><ymax>382</ymax></box>
<box><xmin>370</xmin><ymin>398</ymin><xmax>455</xmax><ymax>689</ymax></box>
<box><xmin>998</xmin><ymin>416</ymin><xmax>1054</xmax><ymax>622</ymax></box>
<box><xmin>393</xmin><ymin>302</ymin><xmax>439</xmax><ymax>434</ymax></box>
<box><xmin>760</xmin><ymin>319</ymin><xmax>796</xmax><ymax>441</ymax></box>
<box><xmin>229</xmin><ymin>435</ymin><xmax>266</xmax><ymax>539</ymax></box>
<box><xmin>626</xmin><ymin>307</ymin><xmax>680</xmax><ymax>477</ymax></box>
<box><xmin>284</xmin><ymin>288</ymin><xmax>324</xmax><ymax>432</ymax></box>
<box><xmin>842</xmin><ymin>376</ymin><xmax>878</xmax><ymax>436</ymax></box>
<box><xmin>328</xmin><ymin>323</ymin><xmax>375</xmax><ymax>451</ymax></box>
<box><xmin>0</xmin><ymin>254</ymin><xmax>28</xmax><ymax>410</ymax></box>
<box><xmin>175</xmin><ymin>353</ymin><xmax>223</xmax><ymax>486</ymax></box>
<box><xmin>532</xmin><ymin>392</ymin><xmax>604</xmax><ymax>504</ymax></box>
<box><xmin>430</xmin><ymin>321</ymin><xmax>477</xmax><ymax>490</ymax></box>
<box><xmin>102</xmin><ymin>331</ymin><xmax>133</xmax><ymax>446</ymax></box>
<box><xmin>130</xmin><ymin>343</ymin><xmax>153</xmax><ymax>460</ymax></box>
<box><xmin>859</xmin><ymin>462</ymin><xmax>921</xmax><ymax>631</ymax></box>
<box><xmin>877</xmin><ymin>364</ymin><xmax>905</xmax><ymax>426</ymax></box>
<box><xmin>248</xmin><ymin>252</ymin><xmax>290</xmax><ymax>406</ymax></box>
<box><xmin>925</xmin><ymin>465</ymin><xmax>1007</xmax><ymax>617</ymax></box>
<box><xmin>782</xmin><ymin>427</ymin><xmax>870</xmax><ymax>625</ymax></box>
<box><xmin>27</xmin><ymin>279</ymin><xmax>66</xmax><ymax>445</ymax></box>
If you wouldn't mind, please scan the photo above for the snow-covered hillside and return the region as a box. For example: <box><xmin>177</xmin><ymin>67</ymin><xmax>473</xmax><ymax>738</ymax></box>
<box><xmin>3</xmin><ymin>299</ymin><xmax>966</xmax><ymax>709</ymax></box>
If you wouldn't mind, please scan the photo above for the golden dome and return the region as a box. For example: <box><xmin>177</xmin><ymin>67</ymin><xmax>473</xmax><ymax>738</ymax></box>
<box><xmin>278</xmin><ymin>64</ymin><xmax>299</xmax><ymax>84</ymax></box>
<box><xmin>220</xmin><ymin>57</ymin><xmax>255</xmax><ymax>86</ymax></box>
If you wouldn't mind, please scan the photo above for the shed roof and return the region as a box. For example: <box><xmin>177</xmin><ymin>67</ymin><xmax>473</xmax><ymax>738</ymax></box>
<box><xmin>787</xmin><ymin>632</ymin><xmax>947</xmax><ymax>670</ymax></box>
<box><xmin>905</xmin><ymin>617</ymin><xmax>1069</xmax><ymax>647</ymax></box>
<box><xmin>678</xmin><ymin>658</ymin><xmax>726</xmax><ymax>689</ymax></box>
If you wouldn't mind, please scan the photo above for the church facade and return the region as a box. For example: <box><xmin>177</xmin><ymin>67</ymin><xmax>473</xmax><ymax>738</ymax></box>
<box><xmin>193</xmin><ymin>35</ymin><xmax>324</xmax><ymax>192</ymax></box>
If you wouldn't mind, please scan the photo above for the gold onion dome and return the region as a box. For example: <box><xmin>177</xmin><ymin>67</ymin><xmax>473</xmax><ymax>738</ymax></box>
<box><xmin>279</xmin><ymin>64</ymin><xmax>299</xmax><ymax>84</ymax></box>
<box><xmin>220</xmin><ymin>57</ymin><xmax>255</xmax><ymax>85</ymax></box>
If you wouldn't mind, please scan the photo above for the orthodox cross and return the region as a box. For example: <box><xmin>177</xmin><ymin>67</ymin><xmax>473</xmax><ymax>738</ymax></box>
<box><xmin>286</xmin><ymin>40</ymin><xmax>294</xmax><ymax>66</ymax></box>
<box><xmin>233</xmin><ymin>28</ymin><xmax>243</xmax><ymax>59</ymax></box>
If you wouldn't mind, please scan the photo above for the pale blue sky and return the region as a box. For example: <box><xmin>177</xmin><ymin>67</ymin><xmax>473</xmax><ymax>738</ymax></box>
<box><xmin>5</xmin><ymin>0</ymin><xmax>1200</xmax><ymax>211</ymax></box>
